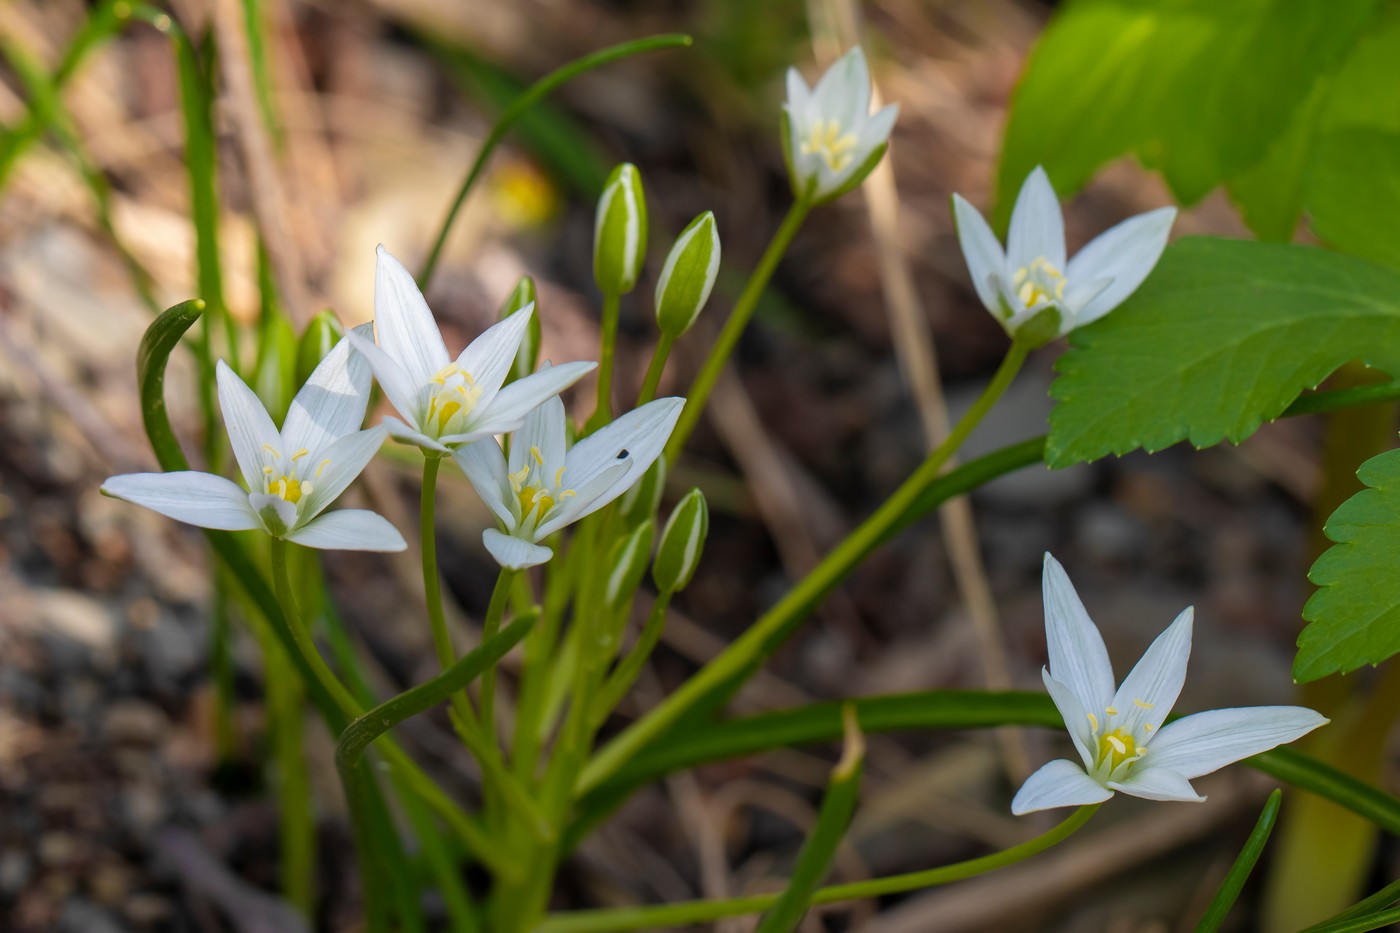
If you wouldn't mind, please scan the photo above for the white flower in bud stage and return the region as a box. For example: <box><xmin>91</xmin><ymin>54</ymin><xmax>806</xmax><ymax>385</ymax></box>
<box><xmin>1012</xmin><ymin>554</ymin><xmax>1327</xmax><ymax>815</ymax></box>
<box><xmin>102</xmin><ymin>334</ymin><xmax>405</xmax><ymax>551</ymax></box>
<box><xmin>784</xmin><ymin>46</ymin><xmax>898</xmax><ymax>204</ymax></box>
<box><xmin>953</xmin><ymin>167</ymin><xmax>1176</xmax><ymax>341</ymax></box>
<box><xmin>454</xmin><ymin>390</ymin><xmax>684</xmax><ymax>570</ymax></box>
<box><xmin>347</xmin><ymin>246</ymin><xmax>596</xmax><ymax>454</ymax></box>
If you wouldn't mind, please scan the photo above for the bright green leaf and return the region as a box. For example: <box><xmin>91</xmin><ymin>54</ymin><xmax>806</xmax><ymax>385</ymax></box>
<box><xmin>1047</xmin><ymin>237</ymin><xmax>1400</xmax><ymax>468</ymax></box>
<box><xmin>1297</xmin><ymin>448</ymin><xmax>1400</xmax><ymax>681</ymax></box>
<box><xmin>1306</xmin><ymin>129</ymin><xmax>1400</xmax><ymax>272</ymax></box>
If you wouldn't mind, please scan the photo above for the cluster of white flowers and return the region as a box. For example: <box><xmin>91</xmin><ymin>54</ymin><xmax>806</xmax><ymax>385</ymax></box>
<box><xmin>104</xmin><ymin>246</ymin><xmax>682</xmax><ymax>570</ymax></box>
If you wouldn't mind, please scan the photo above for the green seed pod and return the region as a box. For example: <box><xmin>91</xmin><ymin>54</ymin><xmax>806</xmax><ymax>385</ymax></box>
<box><xmin>653</xmin><ymin>488</ymin><xmax>708</xmax><ymax>593</ymax></box>
<box><xmin>655</xmin><ymin>212</ymin><xmax>720</xmax><ymax>338</ymax></box>
<box><xmin>497</xmin><ymin>276</ymin><xmax>541</xmax><ymax>384</ymax></box>
<box><xmin>619</xmin><ymin>456</ymin><xmax>667</xmax><ymax>527</ymax></box>
<box><xmin>593</xmin><ymin>163</ymin><xmax>648</xmax><ymax>296</ymax></box>
<box><xmin>295</xmin><ymin>309</ymin><xmax>345</xmax><ymax>387</ymax></box>
<box><xmin>605</xmin><ymin>520</ymin><xmax>655</xmax><ymax>612</ymax></box>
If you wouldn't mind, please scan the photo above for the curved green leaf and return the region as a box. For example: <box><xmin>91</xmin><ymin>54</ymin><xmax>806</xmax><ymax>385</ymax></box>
<box><xmin>138</xmin><ymin>299</ymin><xmax>205</xmax><ymax>472</ymax></box>
<box><xmin>1048</xmin><ymin>238</ymin><xmax>1400</xmax><ymax>467</ymax></box>
<box><xmin>1297</xmin><ymin>448</ymin><xmax>1400</xmax><ymax>679</ymax></box>
<box><xmin>1195</xmin><ymin>788</ymin><xmax>1282</xmax><ymax>932</ymax></box>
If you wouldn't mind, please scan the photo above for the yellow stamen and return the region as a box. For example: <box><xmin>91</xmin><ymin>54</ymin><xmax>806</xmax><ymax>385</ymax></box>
<box><xmin>1096</xmin><ymin>728</ymin><xmax>1142</xmax><ymax>771</ymax></box>
<box><xmin>1133</xmin><ymin>698</ymin><xmax>1154</xmax><ymax>710</ymax></box>
<box><xmin>1012</xmin><ymin>255</ymin><xmax>1067</xmax><ymax>308</ymax></box>
<box><xmin>799</xmin><ymin>118</ymin><xmax>859</xmax><ymax>173</ymax></box>
<box><xmin>291</xmin><ymin>448</ymin><xmax>309</xmax><ymax>461</ymax></box>
<box><xmin>1105</xmin><ymin>706</ymin><xmax>1118</xmax><ymax>715</ymax></box>
<box><xmin>530</xmin><ymin>446</ymin><xmax>544</xmax><ymax>465</ymax></box>
<box><xmin>1086</xmin><ymin>712</ymin><xmax>1098</xmax><ymax>732</ymax></box>
<box><xmin>316</xmin><ymin>459</ymin><xmax>331</xmax><ymax>478</ymax></box>
<box><xmin>262</xmin><ymin>443</ymin><xmax>282</xmax><ymax>459</ymax></box>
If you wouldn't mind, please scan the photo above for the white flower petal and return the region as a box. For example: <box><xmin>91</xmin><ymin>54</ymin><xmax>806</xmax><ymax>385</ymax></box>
<box><xmin>784</xmin><ymin>68</ymin><xmax>812</xmax><ymax>119</ymax></box>
<box><xmin>452</xmin><ymin>438</ymin><xmax>516</xmax><ymax>528</ymax></box>
<box><xmin>812</xmin><ymin>46</ymin><xmax>869</xmax><ymax>131</ymax></box>
<box><xmin>532</xmin><ymin>459</ymin><xmax>631</xmax><ymax>539</ymax></box>
<box><xmin>1042</xmin><ymin>553</ymin><xmax>1116</xmax><ymax>715</ymax></box>
<box><xmin>859</xmin><ymin>103</ymin><xmax>898</xmax><ymax>152</ymax></box>
<box><xmin>1108</xmin><ymin>766</ymin><xmax>1204</xmax><ymax>803</ymax></box>
<box><xmin>216</xmin><ymin>361</ymin><xmax>282</xmax><ymax>493</ymax></box>
<box><xmin>471</xmin><ymin>361</ymin><xmax>596</xmax><ymax>433</ymax></box>
<box><xmin>374</xmin><ymin>245</ymin><xmax>450</xmax><ymax>385</ymax></box>
<box><xmin>455</xmin><ymin>306</ymin><xmax>536</xmax><ymax>412</ymax></box>
<box><xmin>565</xmin><ymin>397</ymin><xmax>683</xmax><ymax>488</ymax></box>
<box><xmin>382</xmin><ymin>415</ymin><xmax>450</xmax><ymax>453</ymax></box>
<box><xmin>1011</xmin><ymin>759</ymin><xmax>1113</xmax><ymax>815</ymax></box>
<box><xmin>1066</xmin><ymin>207</ymin><xmax>1176</xmax><ymax>326</ymax></box>
<box><xmin>346</xmin><ymin>331</ymin><xmax>428</xmax><ymax>430</ymax></box>
<box><xmin>1006</xmin><ymin>166</ymin><xmax>1066</xmax><ymax>272</ymax></box>
<box><xmin>951</xmin><ymin>194</ymin><xmax>1007</xmax><ymax>314</ymax></box>
<box><xmin>297</xmin><ymin>425</ymin><xmax>388</xmax><ymax>522</ymax></box>
<box><xmin>483</xmin><ymin>528</ymin><xmax>554</xmax><ymax>570</ymax></box>
<box><xmin>509</xmin><ymin>392</ymin><xmax>567</xmax><ymax>480</ymax></box>
<box><xmin>102</xmin><ymin>472</ymin><xmax>261</xmax><ymax>531</ymax></box>
<box><xmin>1060</xmin><ymin>276</ymin><xmax>1113</xmax><ymax>330</ymax></box>
<box><xmin>1109</xmin><ymin>606</ymin><xmax>1193</xmax><ymax>737</ymax></box>
<box><xmin>1042</xmin><ymin>670</ymin><xmax>1096</xmax><ymax>772</ymax></box>
<box><xmin>282</xmin><ymin>329</ymin><xmax>373</xmax><ymax>461</ymax></box>
<box><xmin>1144</xmin><ymin>706</ymin><xmax>1329</xmax><ymax>780</ymax></box>
<box><xmin>287</xmin><ymin>509</ymin><xmax>407</xmax><ymax>552</ymax></box>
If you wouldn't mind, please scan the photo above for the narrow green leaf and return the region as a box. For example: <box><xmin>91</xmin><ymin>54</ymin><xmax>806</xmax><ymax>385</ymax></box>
<box><xmin>1300</xmin><ymin>878</ymin><xmax>1400</xmax><ymax>932</ymax></box>
<box><xmin>1301</xmin><ymin>905</ymin><xmax>1400</xmax><ymax>933</ymax></box>
<box><xmin>1297</xmin><ymin>448</ymin><xmax>1400</xmax><ymax>679</ymax></box>
<box><xmin>1047</xmin><ymin>238</ymin><xmax>1400</xmax><ymax>468</ymax></box>
<box><xmin>1195</xmin><ymin>788</ymin><xmax>1282</xmax><ymax>932</ymax></box>
<box><xmin>138</xmin><ymin>300</ymin><xmax>206</xmax><ymax>472</ymax></box>
<box><xmin>335</xmin><ymin>612</ymin><xmax>537</xmax><ymax>772</ymax></box>
<box><xmin>754</xmin><ymin>706</ymin><xmax>865</xmax><ymax>933</ymax></box>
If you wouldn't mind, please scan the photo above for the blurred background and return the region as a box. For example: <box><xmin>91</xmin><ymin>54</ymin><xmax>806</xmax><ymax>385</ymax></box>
<box><xmin>0</xmin><ymin>0</ymin><xmax>1343</xmax><ymax>930</ymax></box>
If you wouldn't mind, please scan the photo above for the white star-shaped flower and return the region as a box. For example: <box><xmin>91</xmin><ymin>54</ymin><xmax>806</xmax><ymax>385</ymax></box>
<box><xmin>953</xmin><ymin>167</ymin><xmax>1176</xmax><ymax>340</ymax></box>
<box><xmin>347</xmin><ymin>246</ymin><xmax>596</xmax><ymax>454</ymax></box>
<box><xmin>1013</xmin><ymin>554</ymin><xmax>1327</xmax><ymax>815</ymax></box>
<box><xmin>454</xmin><ymin>391</ymin><xmax>683</xmax><ymax>570</ymax></box>
<box><xmin>784</xmin><ymin>46</ymin><xmax>899</xmax><ymax>204</ymax></box>
<box><xmin>102</xmin><ymin>333</ymin><xmax>404</xmax><ymax>551</ymax></box>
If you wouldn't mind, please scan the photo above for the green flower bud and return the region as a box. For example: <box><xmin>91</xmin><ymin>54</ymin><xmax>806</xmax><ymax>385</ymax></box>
<box><xmin>655</xmin><ymin>212</ymin><xmax>721</xmax><ymax>338</ymax></box>
<box><xmin>296</xmin><ymin>309</ymin><xmax>345</xmax><ymax>387</ymax></box>
<box><xmin>619</xmin><ymin>456</ymin><xmax>667</xmax><ymax>527</ymax></box>
<box><xmin>593</xmin><ymin>163</ymin><xmax>647</xmax><ymax>296</ymax></box>
<box><xmin>497</xmin><ymin>276</ymin><xmax>541</xmax><ymax>384</ymax></box>
<box><xmin>605</xmin><ymin>519</ymin><xmax>655</xmax><ymax>612</ymax></box>
<box><xmin>653</xmin><ymin>488</ymin><xmax>708</xmax><ymax>593</ymax></box>
<box><xmin>254</xmin><ymin>314</ymin><xmax>297</xmax><ymax>423</ymax></box>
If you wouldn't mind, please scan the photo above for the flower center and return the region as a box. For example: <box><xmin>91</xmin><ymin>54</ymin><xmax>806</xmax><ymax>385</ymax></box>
<box><xmin>262</xmin><ymin>445</ymin><xmax>329</xmax><ymax>506</ymax></box>
<box><xmin>800</xmin><ymin>118</ymin><xmax>859</xmax><ymax>173</ymax></box>
<box><xmin>507</xmin><ymin>445</ymin><xmax>576</xmax><ymax>531</ymax></box>
<box><xmin>1085</xmin><ymin>699</ymin><xmax>1155</xmax><ymax>777</ymax></box>
<box><xmin>427</xmin><ymin>363</ymin><xmax>484</xmax><ymax>436</ymax></box>
<box><xmin>1012</xmin><ymin>257</ymin><xmax>1067</xmax><ymax>309</ymax></box>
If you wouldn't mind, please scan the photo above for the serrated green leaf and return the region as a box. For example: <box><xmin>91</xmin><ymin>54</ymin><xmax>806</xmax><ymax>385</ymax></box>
<box><xmin>1297</xmin><ymin>448</ymin><xmax>1400</xmax><ymax>681</ymax></box>
<box><xmin>1046</xmin><ymin>237</ymin><xmax>1400</xmax><ymax>468</ymax></box>
<box><xmin>997</xmin><ymin>0</ymin><xmax>1377</xmax><ymax>225</ymax></box>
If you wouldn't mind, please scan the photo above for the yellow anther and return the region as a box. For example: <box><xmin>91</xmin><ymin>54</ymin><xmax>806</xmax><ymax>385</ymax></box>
<box><xmin>559</xmin><ymin>489</ymin><xmax>576</xmax><ymax>500</ymax></box>
<box><xmin>554</xmin><ymin>466</ymin><xmax>567</xmax><ymax>487</ymax></box>
<box><xmin>1105</xmin><ymin>706</ymin><xmax>1118</xmax><ymax>715</ymax></box>
<box><xmin>1086</xmin><ymin>712</ymin><xmax>1098</xmax><ymax>732</ymax></box>
<box><xmin>800</xmin><ymin>119</ymin><xmax>859</xmax><ymax>173</ymax></box>
<box><xmin>316</xmin><ymin>459</ymin><xmax>331</xmax><ymax>477</ymax></box>
<box><xmin>262</xmin><ymin>443</ymin><xmax>283</xmax><ymax>459</ymax></box>
<box><xmin>1105</xmin><ymin>735</ymin><xmax>1126</xmax><ymax>755</ymax></box>
<box><xmin>1096</xmin><ymin>728</ymin><xmax>1140</xmax><ymax>771</ymax></box>
<box><xmin>291</xmin><ymin>448</ymin><xmax>310</xmax><ymax>461</ymax></box>
<box><xmin>1013</xmin><ymin>255</ymin><xmax>1067</xmax><ymax>308</ymax></box>
<box><xmin>1133</xmin><ymin>699</ymin><xmax>1154</xmax><ymax>710</ymax></box>
<box><xmin>263</xmin><ymin>466</ymin><xmax>274</xmax><ymax>475</ymax></box>
<box><xmin>267</xmin><ymin>471</ymin><xmax>304</xmax><ymax>504</ymax></box>
<box><xmin>530</xmin><ymin>446</ymin><xmax>544</xmax><ymax>465</ymax></box>
<box><xmin>1143</xmin><ymin>723</ymin><xmax>1155</xmax><ymax>733</ymax></box>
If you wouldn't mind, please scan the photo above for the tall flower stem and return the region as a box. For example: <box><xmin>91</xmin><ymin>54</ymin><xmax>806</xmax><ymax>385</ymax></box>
<box><xmin>420</xmin><ymin>455</ymin><xmax>456</xmax><ymax>669</ymax></box>
<box><xmin>479</xmin><ymin>568</ymin><xmax>516</xmax><ymax>748</ymax></box>
<box><xmin>636</xmin><ymin>333</ymin><xmax>675</xmax><ymax>405</ymax></box>
<box><xmin>538</xmin><ymin>804</ymin><xmax>1098</xmax><ymax>931</ymax></box>
<box><xmin>584</xmin><ymin>338</ymin><xmax>1032</xmax><ymax>793</ymax></box>
<box><xmin>665</xmin><ymin>199</ymin><xmax>811</xmax><ymax>459</ymax></box>
<box><xmin>593</xmin><ymin>292</ymin><xmax>622</xmax><ymax>427</ymax></box>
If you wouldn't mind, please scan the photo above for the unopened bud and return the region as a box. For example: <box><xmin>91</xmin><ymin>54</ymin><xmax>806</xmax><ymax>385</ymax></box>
<box><xmin>620</xmin><ymin>456</ymin><xmax>667</xmax><ymax>527</ymax></box>
<box><xmin>593</xmin><ymin>163</ymin><xmax>647</xmax><ymax>295</ymax></box>
<box><xmin>655</xmin><ymin>212</ymin><xmax>720</xmax><ymax>338</ymax></box>
<box><xmin>296</xmin><ymin>309</ymin><xmax>344</xmax><ymax>387</ymax></box>
<box><xmin>653</xmin><ymin>488</ymin><xmax>708</xmax><ymax>593</ymax></box>
<box><xmin>605</xmin><ymin>520</ymin><xmax>655</xmax><ymax>611</ymax></box>
<box><xmin>498</xmin><ymin>276</ymin><xmax>541</xmax><ymax>384</ymax></box>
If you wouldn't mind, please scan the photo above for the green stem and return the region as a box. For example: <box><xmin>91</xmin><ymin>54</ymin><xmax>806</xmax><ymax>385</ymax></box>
<box><xmin>480</xmin><ymin>568</ymin><xmax>515</xmax><ymax>747</ymax></box>
<box><xmin>583</xmin><ymin>338</ymin><xmax>1032</xmax><ymax>793</ymax></box>
<box><xmin>421</xmin><ymin>455</ymin><xmax>456</xmax><ymax>669</ymax></box>
<box><xmin>267</xmin><ymin>645</ymin><xmax>314</xmax><ymax>918</ymax></box>
<box><xmin>589</xmin><ymin>591</ymin><xmax>672</xmax><ymax>727</ymax></box>
<box><xmin>417</xmin><ymin>33</ymin><xmax>692</xmax><ymax>291</ymax></box>
<box><xmin>512</xmin><ymin>535</ymin><xmax>582</xmax><ymax>781</ymax></box>
<box><xmin>594</xmin><ymin>292</ymin><xmax>622</xmax><ymax>425</ymax></box>
<box><xmin>538</xmin><ymin>804</ymin><xmax>1098</xmax><ymax>932</ymax></box>
<box><xmin>636</xmin><ymin>333</ymin><xmax>675</xmax><ymax>406</ymax></box>
<box><xmin>665</xmin><ymin>200</ymin><xmax>811</xmax><ymax>460</ymax></box>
